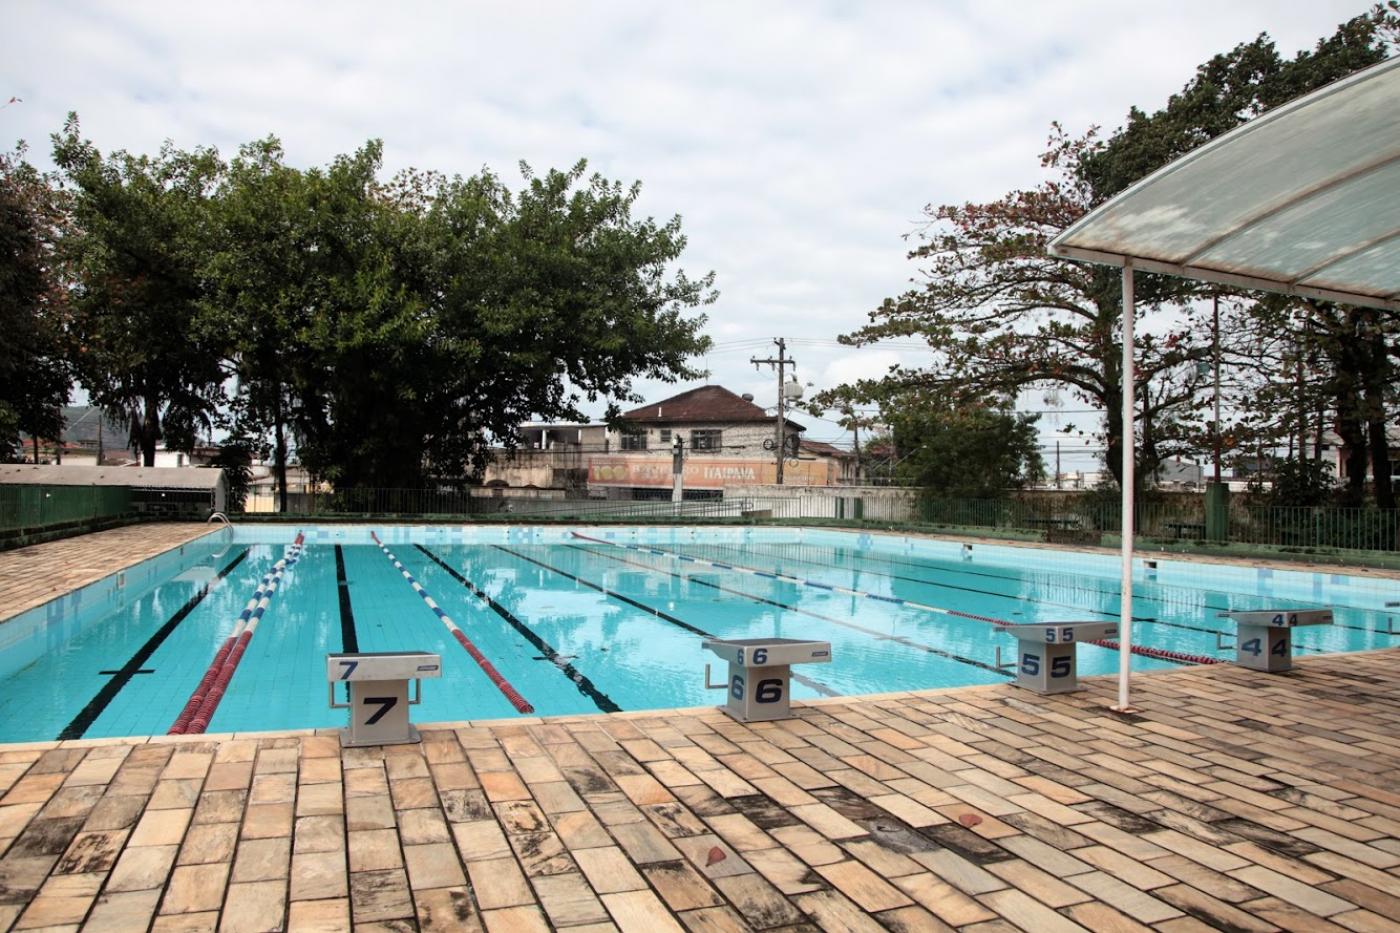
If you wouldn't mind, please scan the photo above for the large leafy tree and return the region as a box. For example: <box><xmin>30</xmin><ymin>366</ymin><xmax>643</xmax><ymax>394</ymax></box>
<box><xmin>52</xmin><ymin>116</ymin><xmax>227</xmax><ymax>466</ymax></box>
<box><xmin>830</xmin><ymin>127</ymin><xmax>1208</xmax><ymax>491</ymax></box>
<box><xmin>890</xmin><ymin>393</ymin><xmax>1043</xmax><ymax>498</ymax></box>
<box><xmin>205</xmin><ymin>138</ymin><xmax>380</xmax><ymax>508</ymax></box>
<box><xmin>208</xmin><ymin>146</ymin><xmax>714</xmax><ymax>490</ymax></box>
<box><xmin>288</xmin><ymin>159</ymin><xmax>713</xmax><ymax>489</ymax></box>
<box><xmin>0</xmin><ymin>145</ymin><xmax>70</xmax><ymax>461</ymax></box>
<box><xmin>828</xmin><ymin>8</ymin><xmax>1399</xmax><ymax>493</ymax></box>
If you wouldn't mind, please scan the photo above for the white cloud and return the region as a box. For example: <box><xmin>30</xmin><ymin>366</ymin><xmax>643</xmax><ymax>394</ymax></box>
<box><xmin>1</xmin><ymin>0</ymin><xmax>1369</xmax><ymax>447</ymax></box>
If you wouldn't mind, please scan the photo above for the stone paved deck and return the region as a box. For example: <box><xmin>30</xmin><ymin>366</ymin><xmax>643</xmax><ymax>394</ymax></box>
<box><xmin>0</xmin><ymin>524</ymin><xmax>216</xmax><ymax>623</ymax></box>
<box><xmin>2</xmin><ymin>651</ymin><xmax>1399</xmax><ymax>932</ymax></box>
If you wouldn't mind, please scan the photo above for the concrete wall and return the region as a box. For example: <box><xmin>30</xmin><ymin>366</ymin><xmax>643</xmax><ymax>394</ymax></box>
<box><xmin>729</xmin><ymin>484</ymin><xmax>920</xmax><ymax>521</ymax></box>
<box><xmin>480</xmin><ymin>447</ymin><xmax>585</xmax><ymax>490</ymax></box>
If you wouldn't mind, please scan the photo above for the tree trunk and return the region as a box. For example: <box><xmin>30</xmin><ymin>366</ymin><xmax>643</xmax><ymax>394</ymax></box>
<box><xmin>274</xmin><ymin>391</ymin><xmax>288</xmax><ymax>514</ymax></box>
<box><xmin>1363</xmin><ymin>321</ymin><xmax>1394</xmax><ymax>511</ymax></box>
<box><xmin>140</xmin><ymin>395</ymin><xmax>160</xmax><ymax>467</ymax></box>
<box><xmin>1332</xmin><ymin>310</ymin><xmax>1367</xmax><ymax>507</ymax></box>
<box><xmin>1368</xmin><ymin>418</ymin><xmax>1394</xmax><ymax>510</ymax></box>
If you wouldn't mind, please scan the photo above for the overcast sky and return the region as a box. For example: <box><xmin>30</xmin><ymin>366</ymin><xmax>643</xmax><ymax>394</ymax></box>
<box><xmin>1</xmin><ymin>1</ymin><xmax>1372</xmax><ymax>465</ymax></box>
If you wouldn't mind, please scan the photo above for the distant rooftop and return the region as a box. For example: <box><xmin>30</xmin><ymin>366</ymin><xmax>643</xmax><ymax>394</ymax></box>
<box><xmin>621</xmin><ymin>385</ymin><xmax>806</xmax><ymax>431</ymax></box>
<box><xmin>58</xmin><ymin>406</ymin><xmax>130</xmax><ymax>448</ymax></box>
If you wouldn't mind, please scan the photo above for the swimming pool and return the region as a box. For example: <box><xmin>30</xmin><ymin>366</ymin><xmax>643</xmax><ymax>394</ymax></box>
<box><xmin>2</xmin><ymin>525</ymin><xmax>1397</xmax><ymax>742</ymax></box>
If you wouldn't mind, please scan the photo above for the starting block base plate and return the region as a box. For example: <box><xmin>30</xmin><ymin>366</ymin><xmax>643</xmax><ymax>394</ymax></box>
<box><xmin>339</xmin><ymin>723</ymin><xmax>421</xmax><ymax>748</ymax></box>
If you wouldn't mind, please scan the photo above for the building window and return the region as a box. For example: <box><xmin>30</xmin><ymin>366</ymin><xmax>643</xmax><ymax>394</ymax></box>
<box><xmin>691</xmin><ymin>429</ymin><xmax>722</xmax><ymax>451</ymax></box>
<box><xmin>620</xmin><ymin>431</ymin><xmax>647</xmax><ymax>451</ymax></box>
<box><xmin>659</xmin><ymin>429</ymin><xmax>672</xmax><ymax>446</ymax></box>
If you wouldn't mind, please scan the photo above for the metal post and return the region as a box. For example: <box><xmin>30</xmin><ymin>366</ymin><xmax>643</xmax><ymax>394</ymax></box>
<box><xmin>672</xmin><ymin>435</ymin><xmax>684</xmax><ymax>503</ymax></box>
<box><xmin>1118</xmin><ymin>263</ymin><xmax>1136</xmax><ymax>712</ymax></box>
<box><xmin>1212</xmin><ymin>294</ymin><xmax>1221</xmax><ymax>484</ymax></box>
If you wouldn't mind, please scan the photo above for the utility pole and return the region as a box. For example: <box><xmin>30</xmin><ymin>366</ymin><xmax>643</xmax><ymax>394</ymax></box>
<box><xmin>850</xmin><ymin>414</ymin><xmax>864</xmax><ymax>483</ymax></box>
<box><xmin>751</xmin><ymin>338</ymin><xmax>794</xmax><ymax>485</ymax></box>
<box><xmin>1056</xmin><ymin>441</ymin><xmax>1062</xmax><ymax>490</ymax></box>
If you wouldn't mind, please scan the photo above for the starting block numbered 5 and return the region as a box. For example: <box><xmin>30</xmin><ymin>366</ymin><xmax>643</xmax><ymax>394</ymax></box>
<box><xmin>327</xmin><ymin>651</ymin><xmax>441</xmax><ymax>746</ymax></box>
<box><xmin>1220</xmin><ymin>609</ymin><xmax>1332</xmax><ymax>672</ymax></box>
<box><xmin>702</xmin><ymin>638</ymin><xmax>831</xmax><ymax>722</ymax></box>
<box><xmin>1001</xmin><ymin>621</ymin><xmax>1119</xmax><ymax>695</ymax></box>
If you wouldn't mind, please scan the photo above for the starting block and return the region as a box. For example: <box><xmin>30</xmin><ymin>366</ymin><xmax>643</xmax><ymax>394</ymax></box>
<box><xmin>1001</xmin><ymin>621</ymin><xmax>1119</xmax><ymax>695</ymax></box>
<box><xmin>1219</xmin><ymin>609</ymin><xmax>1332</xmax><ymax>672</ymax></box>
<box><xmin>327</xmin><ymin>651</ymin><xmax>441</xmax><ymax>746</ymax></box>
<box><xmin>703</xmin><ymin>638</ymin><xmax>831</xmax><ymax>722</ymax></box>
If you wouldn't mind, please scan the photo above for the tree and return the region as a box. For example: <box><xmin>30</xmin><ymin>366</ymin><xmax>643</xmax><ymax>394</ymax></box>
<box><xmin>831</xmin><ymin>8</ymin><xmax>1399</xmax><ymax>495</ymax></box>
<box><xmin>0</xmin><ymin>145</ymin><xmax>70</xmax><ymax>460</ymax></box>
<box><xmin>888</xmin><ymin>394</ymin><xmax>1043</xmax><ymax>498</ymax></box>
<box><xmin>52</xmin><ymin>116</ymin><xmax>227</xmax><ymax>466</ymax></box>
<box><xmin>204</xmin><ymin>138</ymin><xmax>374</xmax><ymax>509</ymax></box>
<box><xmin>831</xmin><ymin>125</ymin><xmax>1209</xmax><ymax>492</ymax></box>
<box><xmin>289</xmin><ymin>158</ymin><xmax>715</xmax><ymax>488</ymax></box>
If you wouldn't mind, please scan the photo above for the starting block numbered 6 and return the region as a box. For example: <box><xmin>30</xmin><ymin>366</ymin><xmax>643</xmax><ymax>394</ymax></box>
<box><xmin>1220</xmin><ymin>609</ymin><xmax>1332</xmax><ymax>672</ymax></box>
<box><xmin>1001</xmin><ymin>621</ymin><xmax>1119</xmax><ymax>695</ymax></box>
<box><xmin>327</xmin><ymin>651</ymin><xmax>441</xmax><ymax>746</ymax></box>
<box><xmin>702</xmin><ymin>638</ymin><xmax>831</xmax><ymax>722</ymax></box>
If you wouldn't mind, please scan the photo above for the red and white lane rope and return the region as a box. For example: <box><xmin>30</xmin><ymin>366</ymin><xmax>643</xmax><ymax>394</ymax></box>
<box><xmin>170</xmin><ymin>532</ymin><xmax>305</xmax><ymax>734</ymax></box>
<box><xmin>370</xmin><ymin>532</ymin><xmax>534</xmax><ymax>713</ymax></box>
<box><xmin>572</xmin><ymin>532</ymin><xmax>1222</xmax><ymax>667</ymax></box>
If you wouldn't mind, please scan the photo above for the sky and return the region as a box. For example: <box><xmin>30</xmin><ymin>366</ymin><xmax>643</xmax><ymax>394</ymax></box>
<box><xmin>0</xmin><ymin>1</ymin><xmax>1374</xmax><ymax>468</ymax></box>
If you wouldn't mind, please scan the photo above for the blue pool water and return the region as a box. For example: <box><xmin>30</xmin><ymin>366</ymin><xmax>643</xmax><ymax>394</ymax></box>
<box><xmin>1</xmin><ymin>525</ymin><xmax>1397</xmax><ymax>742</ymax></box>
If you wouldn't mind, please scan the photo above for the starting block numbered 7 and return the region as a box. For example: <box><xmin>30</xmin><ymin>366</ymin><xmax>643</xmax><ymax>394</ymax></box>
<box><xmin>703</xmin><ymin>638</ymin><xmax>831</xmax><ymax>722</ymax></box>
<box><xmin>1002</xmin><ymin>621</ymin><xmax>1119</xmax><ymax>695</ymax></box>
<box><xmin>1219</xmin><ymin>609</ymin><xmax>1332</xmax><ymax>672</ymax></box>
<box><xmin>327</xmin><ymin>651</ymin><xmax>441</xmax><ymax>746</ymax></box>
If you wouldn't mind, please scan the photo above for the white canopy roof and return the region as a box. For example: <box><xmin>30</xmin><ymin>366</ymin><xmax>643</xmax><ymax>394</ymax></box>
<box><xmin>1049</xmin><ymin>55</ymin><xmax>1400</xmax><ymax>311</ymax></box>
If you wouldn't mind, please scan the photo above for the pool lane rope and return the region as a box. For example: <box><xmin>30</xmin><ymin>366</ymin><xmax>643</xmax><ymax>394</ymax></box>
<box><xmin>170</xmin><ymin>533</ymin><xmax>306</xmax><ymax>734</ymax></box>
<box><xmin>571</xmin><ymin>532</ymin><xmax>1222</xmax><ymax>667</ymax></box>
<box><xmin>371</xmin><ymin>532</ymin><xmax>535</xmax><ymax>713</ymax></box>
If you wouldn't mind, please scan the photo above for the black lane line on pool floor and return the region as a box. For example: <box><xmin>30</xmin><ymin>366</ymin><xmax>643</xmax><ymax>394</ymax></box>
<box><xmin>334</xmin><ymin>545</ymin><xmax>360</xmax><ymax>653</ymax></box>
<box><xmin>58</xmin><ymin>548</ymin><xmax>250</xmax><ymax>741</ymax></box>
<box><xmin>492</xmin><ymin>545</ymin><xmax>843</xmax><ymax>697</ymax></box>
<box><xmin>415</xmin><ymin>545</ymin><xmax>621</xmax><ymax>714</ymax></box>
<box><xmin>682</xmin><ymin>541</ymin><xmax>1287</xmax><ymax>651</ymax></box>
<box><xmin>735</xmin><ymin>541</ymin><xmax>1363</xmax><ymax>633</ymax></box>
<box><xmin>567</xmin><ymin>543</ymin><xmax>1013</xmax><ymax>679</ymax></box>
<box><xmin>688</xmin><ymin>541</ymin><xmax>1157</xmax><ymax>624</ymax></box>
<box><xmin>716</xmin><ymin>541</ymin><xmax>1353</xmax><ymax>645</ymax></box>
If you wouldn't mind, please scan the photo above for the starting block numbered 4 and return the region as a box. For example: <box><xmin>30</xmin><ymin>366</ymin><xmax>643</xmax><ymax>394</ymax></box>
<box><xmin>327</xmin><ymin>651</ymin><xmax>441</xmax><ymax>746</ymax></box>
<box><xmin>702</xmin><ymin>638</ymin><xmax>831</xmax><ymax>722</ymax></box>
<box><xmin>1001</xmin><ymin>621</ymin><xmax>1119</xmax><ymax>695</ymax></box>
<box><xmin>1220</xmin><ymin>609</ymin><xmax>1332</xmax><ymax>672</ymax></box>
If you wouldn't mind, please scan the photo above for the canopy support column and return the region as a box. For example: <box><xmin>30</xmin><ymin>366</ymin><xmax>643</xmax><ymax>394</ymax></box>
<box><xmin>1117</xmin><ymin>262</ymin><xmax>1136</xmax><ymax>712</ymax></box>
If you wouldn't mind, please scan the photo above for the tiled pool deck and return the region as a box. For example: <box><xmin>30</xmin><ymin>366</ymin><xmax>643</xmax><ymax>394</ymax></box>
<box><xmin>0</xmin><ymin>652</ymin><xmax>1396</xmax><ymax>931</ymax></box>
<box><xmin>2</xmin><ymin>526</ymin><xmax>1399</xmax><ymax>931</ymax></box>
<box><xmin>0</xmin><ymin>524</ymin><xmax>215</xmax><ymax>624</ymax></box>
